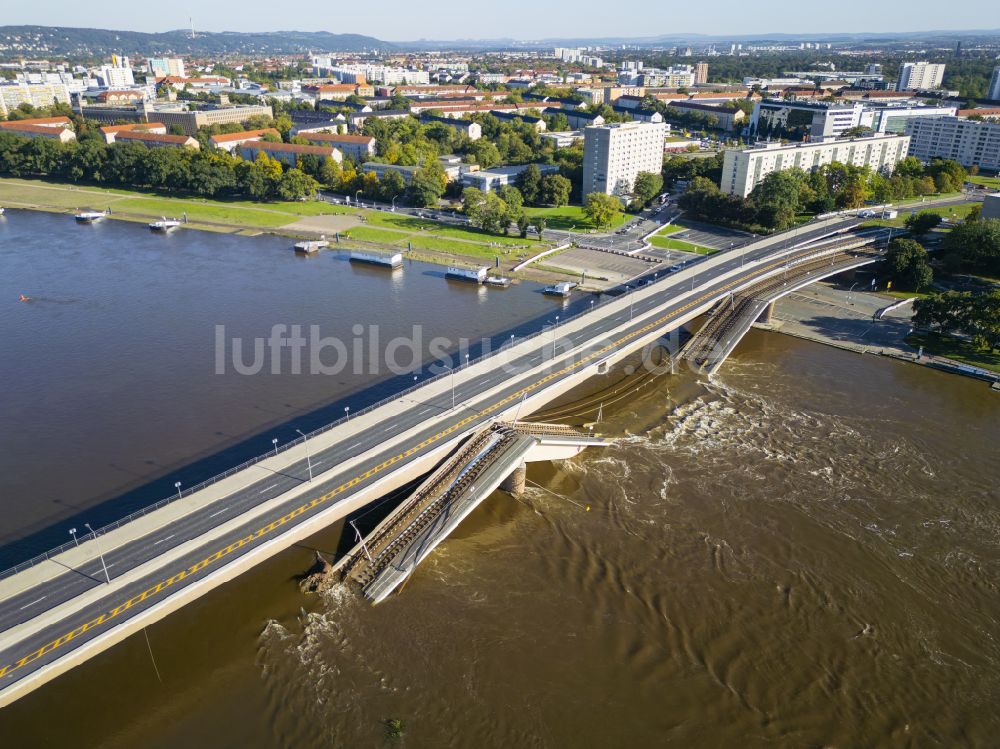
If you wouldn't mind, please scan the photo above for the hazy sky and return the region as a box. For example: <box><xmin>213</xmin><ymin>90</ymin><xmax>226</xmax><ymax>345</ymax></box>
<box><xmin>5</xmin><ymin>0</ymin><xmax>998</xmax><ymax>41</ymax></box>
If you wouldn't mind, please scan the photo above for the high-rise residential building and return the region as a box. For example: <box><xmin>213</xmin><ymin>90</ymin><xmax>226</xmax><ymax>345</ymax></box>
<box><xmin>0</xmin><ymin>81</ymin><xmax>72</xmax><ymax>117</ymax></box>
<box><xmin>988</xmin><ymin>66</ymin><xmax>1000</xmax><ymax>101</ymax></box>
<box><xmin>694</xmin><ymin>62</ymin><xmax>709</xmax><ymax>85</ymax></box>
<box><xmin>98</xmin><ymin>55</ymin><xmax>134</xmax><ymax>88</ymax></box>
<box><xmin>720</xmin><ymin>134</ymin><xmax>910</xmax><ymax>197</ymax></box>
<box><xmin>905</xmin><ymin>116</ymin><xmax>1000</xmax><ymax>171</ymax></box>
<box><xmin>582</xmin><ymin>120</ymin><xmax>667</xmax><ymax>197</ymax></box>
<box><xmin>147</xmin><ymin>58</ymin><xmax>187</xmax><ymax>79</ymax></box>
<box><xmin>896</xmin><ymin>62</ymin><xmax>946</xmax><ymax>91</ymax></box>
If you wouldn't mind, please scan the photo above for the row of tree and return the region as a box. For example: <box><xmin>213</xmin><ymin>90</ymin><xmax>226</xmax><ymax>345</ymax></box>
<box><xmin>679</xmin><ymin>157</ymin><xmax>968</xmax><ymax>233</ymax></box>
<box><xmin>914</xmin><ymin>290</ymin><xmax>1000</xmax><ymax>352</ymax></box>
<box><xmin>0</xmin><ymin>131</ymin><xmax>321</xmax><ymax>201</ymax></box>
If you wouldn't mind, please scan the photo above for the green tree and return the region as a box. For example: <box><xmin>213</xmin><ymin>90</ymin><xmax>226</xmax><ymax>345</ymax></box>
<box><xmin>379</xmin><ymin>169</ymin><xmax>406</xmax><ymax>202</ymax></box>
<box><xmin>894</xmin><ymin>156</ymin><xmax>925</xmax><ymax>179</ymax></box>
<box><xmin>515</xmin><ymin>164</ymin><xmax>542</xmax><ymax>205</ymax></box>
<box><xmin>534</xmin><ymin>216</ymin><xmax>547</xmax><ymax>240</ymax></box>
<box><xmin>583</xmin><ymin>192</ymin><xmax>623</xmax><ymax>229</ymax></box>
<box><xmin>748</xmin><ymin>170</ymin><xmax>802</xmax><ymax>231</ymax></box>
<box><xmin>517</xmin><ymin>213</ymin><xmax>530</xmax><ymax>238</ymax></box>
<box><xmin>540</xmin><ymin>173</ymin><xmax>571</xmax><ymax>206</ymax></box>
<box><xmin>905</xmin><ymin>211</ymin><xmax>943</xmax><ymax>236</ymax></box>
<box><xmin>406</xmin><ymin>159</ymin><xmax>447</xmax><ymax>207</ymax></box>
<box><xmin>318</xmin><ymin>156</ymin><xmax>341</xmax><ymax>188</ymax></box>
<box><xmin>276</xmin><ymin>168</ymin><xmax>318</xmax><ymax>201</ymax></box>
<box><xmin>884</xmin><ymin>237</ymin><xmax>933</xmax><ymax>291</ymax></box>
<box><xmin>467</xmin><ymin>139</ymin><xmax>501</xmax><ymax>169</ymax></box>
<box><xmin>631</xmin><ymin>171</ymin><xmax>664</xmax><ymax>210</ymax></box>
<box><xmin>941</xmin><ymin>218</ymin><xmax>1000</xmax><ymax>276</ymax></box>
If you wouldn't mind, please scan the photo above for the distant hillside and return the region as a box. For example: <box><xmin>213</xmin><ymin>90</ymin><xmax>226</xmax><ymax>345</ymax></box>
<box><xmin>0</xmin><ymin>26</ymin><xmax>394</xmax><ymax>59</ymax></box>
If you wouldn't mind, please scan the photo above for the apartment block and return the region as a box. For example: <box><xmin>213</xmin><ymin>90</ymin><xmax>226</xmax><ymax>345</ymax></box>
<box><xmin>905</xmin><ymin>116</ymin><xmax>1000</xmax><ymax>171</ymax></box>
<box><xmin>0</xmin><ymin>81</ymin><xmax>71</xmax><ymax>116</ymax></box>
<box><xmin>298</xmin><ymin>132</ymin><xmax>376</xmax><ymax>161</ymax></box>
<box><xmin>721</xmin><ymin>134</ymin><xmax>910</xmax><ymax>197</ymax></box>
<box><xmin>582</xmin><ymin>121</ymin><xmax>667</xmax><ymax>197</ymax></box>
<box><xmin>896</xmin><ymin>62</ymin><xmax>946</xmax><ymax>91</ymax></box>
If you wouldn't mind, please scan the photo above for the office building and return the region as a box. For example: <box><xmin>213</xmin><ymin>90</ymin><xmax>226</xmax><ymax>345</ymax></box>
<box><xmin>582</xmin><ymin>120</ymin><xmax>667</xmax><ymax>197</ymax></box>
<box><xmin>720</xmin><ymin>134</ymin><xmax>910</xmax><ymax>197</ymax></box>
<box><xmin>871</xmin><ymin>105</ymin><xmax>958</xmax><ymax>133</ymax></box>
<box><xmin>694</xmin><ymin>62</ymin><xmax>709</xmax><ymax>85</ymax></box>
<box><xmin>896</xmin><ymin>62</ymin><xmax>946</xmax><ymax>91</ymax></box>
<box><xmin>749</xmin><ymin>100</ymin><xmax>874</xmax><ymax>142</ymax></box>
<box><xmin>905</xmin><ymin>116</ymin><xmax>1000</xmax><ymax>171</ymax></box>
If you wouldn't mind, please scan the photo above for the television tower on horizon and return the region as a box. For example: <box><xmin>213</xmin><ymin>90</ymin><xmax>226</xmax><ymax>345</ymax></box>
<box><xmin>189</xmin><ymin>17</ymin><xmax>196</xmax><ymax>40</ymax></box>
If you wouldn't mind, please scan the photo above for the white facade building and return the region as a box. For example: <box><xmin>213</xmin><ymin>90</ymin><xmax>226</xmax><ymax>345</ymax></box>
<box><xmin>720</xmin><ymin>134</ymin><xmax>911</xmax><ymax>197</ymax></box>
<box><xmin>749</xmin><ymin>100</ymin><xmax>874</xmax><ymax>142</ymax></box>
<box><xmin>872</xmin><ymin>105</ymin><xmax>959</xmax><ymax>133</ymax></box>
<box><xmin>988</xmin><ymin>65</ymin><xmax>1000</xmax><ymax>101</ymax></box>
<box><xmin>905</xmin><ymin>116</ymin><xmax>1000</xmax><ymax>171</ymax></box>
<box><xmin>147</xmin><ymin>58</ymin><xmax>186</xmax><ymax>79</ymax></box>
<box><xmin>582</xmin><ymin>121</ymin><xmax>667</xmax><ymax>197</ymax></box>
<box><xmin>98</xmin><ymin>55</ymin><xmax>135</xmax><ymax>88</ymax></box>
<box><xmin>0</xmin><ymin>81</ymin><xmax>71</xmax><ymax>116</ymax></box>
<box><xmin>896</xmin><ymin>62</ymin><xmax>946</xmax><ymax>91</ymax></box>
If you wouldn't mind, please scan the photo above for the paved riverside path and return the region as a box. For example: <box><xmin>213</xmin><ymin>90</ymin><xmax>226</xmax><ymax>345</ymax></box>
<box><xmin>0</xmin><ymin>216</ymin><xmax>863</xmax><ymax>705</ymax></box>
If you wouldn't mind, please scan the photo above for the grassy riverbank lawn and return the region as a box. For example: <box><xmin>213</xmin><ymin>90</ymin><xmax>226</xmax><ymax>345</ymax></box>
<box><xmin>524</xmin><ymin>205</ymin><xmax>627</xmax><ymax>232</ymax></box>
<box><xmin>906</xmin><ymin>332</ymin><xmax>1000</xmax><ymax>374</ymax></box>
<box><xmin>0</xmin><ymin>177</ymin><xmax>554</xmax><ymax>259</ymax></box>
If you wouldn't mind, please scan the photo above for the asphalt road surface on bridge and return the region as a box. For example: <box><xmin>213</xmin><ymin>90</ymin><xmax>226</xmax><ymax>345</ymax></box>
<box><xmin>0</xmin><ymin>217</ymin><xmax>876</xmax><ymax>698</ymax></box>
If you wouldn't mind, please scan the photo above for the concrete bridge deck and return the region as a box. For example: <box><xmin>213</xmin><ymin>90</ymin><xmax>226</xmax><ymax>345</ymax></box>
<box><xmin>339</xmin><ymin>422</ymin><xmax>607</xmax><ymax>604</ymax></box>
<box><xmin>684</xmin><ymin>233</ymin><xmax>887</xmax><ymax>376</ymax></box>
<box><xmin>0</xmin><ymin>214</ymin><xmax>867</xmax><ymax>707</ymax></box>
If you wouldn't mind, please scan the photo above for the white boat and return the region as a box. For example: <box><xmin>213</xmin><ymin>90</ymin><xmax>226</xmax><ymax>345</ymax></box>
<box><xmin>446</xmin><ymin>266</ymin><xmax>489</xmax><ymax>284</ymax></box>
<box><xmin>75</xmin><ymin>211</ymin><xmax>105</xmax><ymax>223</ymax></box>
<box><xmin>149</xmin><ymin>217</ymin><xmax>182</xmax><ymax>232</ymax></box>
<box><xmin>0</xmin><ymin>207</ymin><xmax>5</xmax><ymax>216</ymax></box>
<box><xmin>542</xmin><ymin>281</ymin><xmax>577</xmax><ymax>298</ymax></box>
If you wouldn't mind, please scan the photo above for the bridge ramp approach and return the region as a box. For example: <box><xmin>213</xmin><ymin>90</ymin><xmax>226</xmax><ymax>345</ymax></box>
<box><xmin>339</xmin><ymin>422</ymin><xmax>606</xmax><ymax>604</ymax></box>
<box><xmin>684</xmin><ymin>235</ymin><xmax>885</xmax><ymax>376</ymax></box>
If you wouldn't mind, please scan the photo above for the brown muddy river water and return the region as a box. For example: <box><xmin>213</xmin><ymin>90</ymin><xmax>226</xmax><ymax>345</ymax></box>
<box><xmin>3</xmin><ymin>210</ymin><xmax>999</xmax><ymax>747</ymax></box>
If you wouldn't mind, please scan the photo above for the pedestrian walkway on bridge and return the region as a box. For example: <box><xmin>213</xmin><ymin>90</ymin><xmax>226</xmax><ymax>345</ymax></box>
<box><xmin>337</xmin><ymin>422</ymin><xmax>606</xmax><ymax>604</ymax></box>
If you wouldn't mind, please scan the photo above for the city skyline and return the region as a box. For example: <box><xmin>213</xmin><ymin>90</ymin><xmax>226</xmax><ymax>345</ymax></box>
<box><xmin>2</xmin><ymin>1</ymin><xmax>999</xmax><ymax>42</ymax></box>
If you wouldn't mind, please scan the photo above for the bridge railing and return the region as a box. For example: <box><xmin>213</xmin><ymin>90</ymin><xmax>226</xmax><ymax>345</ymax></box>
<box><xmin>0</xmin><ymin>255</ymin><xmax>699</xmax><ymax>581</ymax></box>
<box><xmin>0</xmin><ymin>221</ymin><xmax>864</xmax><ymax>581</ymax></box>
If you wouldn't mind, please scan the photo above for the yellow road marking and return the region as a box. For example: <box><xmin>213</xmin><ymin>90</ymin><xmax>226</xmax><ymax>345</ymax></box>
<box><xmin>0</xmin><ymin>241</ymin><xmax>858</xmax><ymax>681</ymax></box>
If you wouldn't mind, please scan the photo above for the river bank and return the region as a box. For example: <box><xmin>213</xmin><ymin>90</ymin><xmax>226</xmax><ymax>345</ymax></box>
<box><xmin>0</xmin><ymin>178</ymin><xmax>569</xmax><ymax>283</ymax></box>
<box><xmin>763</xmin><ymin>280</ymin><xmax>1000</xmax><ymax>386</ymax></box>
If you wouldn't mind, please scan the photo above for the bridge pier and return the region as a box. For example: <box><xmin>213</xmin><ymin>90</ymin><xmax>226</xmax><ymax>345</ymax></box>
<box><xmin>757</xmin><ymin>301</ymin><xmax>775</xmax><ymax>324</ymax></box>
<box><xmin>500</xmin><ymin>461</ymin><xmax>527</xmax><ymax>495</ymax></box>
